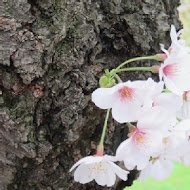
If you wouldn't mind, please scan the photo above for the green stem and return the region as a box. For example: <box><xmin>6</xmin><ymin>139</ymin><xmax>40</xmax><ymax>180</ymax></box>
<box><xmin>116</xmin><ymin>67</ymin><xmax>153</xmax><ymax>73</ymax></box>
<box><xmin>99</xmin><ymin>109</ymin><xmax>110</xmax><ymax>147</ymax></box>
<box><xmin>113</xmin><ymin>73</ymin><xmax>122</xmax><ymax>83</ymax></box>
<box><xmin>116</xmin><ymin>56</ymin><xmax>157</xmax><ymax>70</ymax></box>
<box><xmin>127</xmin><ymin>122</ymin><xmax>133</xmax><ymax>132</ymax></box>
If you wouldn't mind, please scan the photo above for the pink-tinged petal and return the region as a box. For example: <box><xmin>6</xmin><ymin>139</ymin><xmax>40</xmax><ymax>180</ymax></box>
<box><xmin>112</xmin><ymin>79</ymin><xmax>163</xmax><ymax>123</ymax></box>
<box><xmin>74</xmin><ymin>164</ymin><xmax>94</xmax><ymax>184</ymax></box>
<box><xmin>135</xmin><ymin>130</ymin><xmax>164</xmax><ymax>156</ymax></box>
<box><xmin>160</xmin><ymin>55</ymin><xmax>190</xmax><ymax>94</ymax></box>
<box><xmin>116</xmin><ymin>138</ymin><xmax>149</xmax><ymax>170</ymax></box>
<box><xmin>153</xmin><ymin>92</ymin><xmax>183</xmax><ymax>114</ymax></box>
<box><xmin>117</xmin><ymin>86</ymin><xmax>135</xmax><ymax>102</ymax></box>
<box><xmin>162</xmin><ymin>63</ymin><xmax>178</xmax><ymax>77</ymax></box>
<box><xmin>91</xmin><ymin>87</ymin><xmax>118</xmax><ymax>109</ymax></box>
<box><xmin>108</xmin><ymin>161</ymin><xmax>129</xmax><ymax>181</ymax></box>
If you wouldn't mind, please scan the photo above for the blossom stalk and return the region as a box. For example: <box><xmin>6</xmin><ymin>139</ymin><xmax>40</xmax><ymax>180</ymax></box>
<box><xmin>116</xmin><ymin>67</ymin><xmax>153</xmax><ymax>73</ymax></box>
<box><xmin>116</xmin><ymin>55</ymin><xmax>163</xmax><ymax>71</ymax></box>
<box><xmin>99</xmin><ymin>109</ymin><xmax>110</xmax><ymax>148</ymax></box>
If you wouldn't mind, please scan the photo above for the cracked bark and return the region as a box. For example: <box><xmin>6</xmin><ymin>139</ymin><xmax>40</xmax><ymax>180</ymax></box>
<box><xmin>0</xmin><ymin>0</ymin><xmax>181</xmax><ymax>190</ymax></box>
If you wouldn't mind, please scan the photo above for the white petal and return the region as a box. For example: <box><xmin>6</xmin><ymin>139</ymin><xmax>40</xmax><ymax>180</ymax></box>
<box><xmin>116</xmin><ymin>138</ymin><xmax>149</xmax><ymax>170</ymax></box>
<box><xmin>137</xmin><ymin>106</ymin><xmax>176</xmax><ymax>133</ymax></box>
<box><xmin>70</xmin><ymin>156</ymin><xmax>95</xmax><ymax>172</ymax></box>
<box><xmin>153</xmin><ymin>92</ymin><xmax>183</xmax><ymax>114</ymax></box>
<box><xmin>91</xmin><ymin>87</ymin><xmax>118</xmax><ymax>109</ymax></box>
<box><xmin>116</xmin><ymin>138</ymin><xmax>132</xmax><ymax>160</ymax></box>
<box><xmin>179</xmin><ymin>101</ymin><xmax>190</xmax><ymax>119</ymax></box>
<box><xmin>124</xmin><ymin>149</ymin><xmax>150</xmax><ymax>170</ymax></box>
<box><xmin>181</xmin><ymin>151</ymin><xmax>190</xmax><ymax>166</ymax></box>
<box><xmin>94</xmin><ymin>162</ymin><xmax>116</xmax><ymax>187</ymax></box>
<box><xmin>112</xmin><ymin>99</ymin><xmax>141</xmax><ymax>123</ymax></box>
<box><xmin>163</xmin><ymin>76</ymin><xmax>182</xmax><ymax>95</ymax></box>
<box><xmin>160</xmin><ymin>44</ymin><xmax>169</xmax><ymax>56</ymax></box>
<box><xmin>74</xmin><ymin>163</ymin><xmax>94</xmax><ymax>184</ymax></box>
<box><xmin>151</xmin><ymin>159</ymin><xmax>174</xmax><ymax>181</ymax></box>
<box><xmin>108</xmin><ymin>161</ymin><xmax>129</xmax><ymax>181</ymax></box>
<box><xmin>106</xmin><ymin>170</ymin><xmax>116</xmax><ymax>187</ymax></box>
<box><xmin>139</xmin><ymin>159</ymin><xmax>174</xmax><ymax>182</ymax></box>
<box><xmin>170</xmin><ymin>25</ymin><xmax>178</xmax><ymax>43</ymax></box>
<box><xmin>174</xmin><ymin>119</ymin><xmax>190</xmax><ymax>133</ymax></box>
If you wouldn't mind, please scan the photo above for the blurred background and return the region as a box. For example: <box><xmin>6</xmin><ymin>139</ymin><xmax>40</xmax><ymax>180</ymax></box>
<box><xmin>179</xmin><ymin>0</ymin><xmax>190</xmax><ymax>46</ymax></box>
<box><xmin>124</xmin><ymin>0</ymin><xmax>190</xmax><ymax>189</ymax></box>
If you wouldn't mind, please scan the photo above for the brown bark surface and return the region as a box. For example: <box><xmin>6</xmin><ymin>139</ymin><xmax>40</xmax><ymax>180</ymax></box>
<box><xmin>0</xmin><ymin>0</ymin><xmax>180</xmax><ymax>189</ymax></box>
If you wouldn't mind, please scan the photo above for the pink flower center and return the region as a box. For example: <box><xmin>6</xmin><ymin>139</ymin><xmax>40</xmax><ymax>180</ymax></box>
<box><xmin>128</xmin><ymin>127</ymin><xmax>145</xmax><ymax>145</ymax></box>
<box><xmin>118</xmin><ymin>86</ymin><xmax>134</xmax><ymax>101</ymax></box>
<box><xmin>163</xmin><ymin>64</ymin><xmax>178</xmax><ymax>77</ymax></box>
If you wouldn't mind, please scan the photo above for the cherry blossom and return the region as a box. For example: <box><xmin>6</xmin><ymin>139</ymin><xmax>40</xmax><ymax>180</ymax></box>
<box><xmin>159</xmin><ymin>25</ymin><xmax>190</xmax><ymax>95</ymax></box>
<box><xmin>159</xmin><ymin>54</ymin><xmax>190</xmax><ymax>95</ymax></box>
<box><xmin>138</xmin><ymin>123</ymin><xmax>188</xmax><ymax>182</ymax></box>
<box><xmin>70</xmin><ymin>155</ymin><xmax>129</xmax><ymax>187</ymax></box>
<box><xmin>70</xmin><ymin>24</ymin><xmax>190</xmax><ymax>186</ymax></box>
<box><xmin>116</xmin><ymin>107</ymin><xmax>176</xmax><ymax>170</ymax></box>
<box><xmin>92</xmin><ymin>78</ymin><xmax>163</xmax><ymax>123</ymax></box>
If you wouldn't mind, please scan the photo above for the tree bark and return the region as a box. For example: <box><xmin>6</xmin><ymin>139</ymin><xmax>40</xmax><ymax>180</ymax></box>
<box><xmin>0</xmin><ymin>0</ymin><xmax>181</xmax><ymax>190</ymax></box>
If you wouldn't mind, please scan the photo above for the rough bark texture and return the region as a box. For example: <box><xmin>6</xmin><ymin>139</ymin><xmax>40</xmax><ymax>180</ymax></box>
<box><xmin>0</xmin><ymin>0</ymin><xmax>181</xmax><ymax>190</ymax></box>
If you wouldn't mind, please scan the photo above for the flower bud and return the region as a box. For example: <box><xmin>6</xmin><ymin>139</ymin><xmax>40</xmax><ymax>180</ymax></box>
<box><xmin>152</xmin><ymin>65</ymin><xmax>161</xmax><ymax>73</ymax></box>
<box><xmin>99</xmin><ymin>75</ymin><xmax>115</xmax><ymax>88</ymax></box>
<box><xmin>154</xmin><ymin>53</ymin><xmax>167</xmax><ymax>61</ymax></box>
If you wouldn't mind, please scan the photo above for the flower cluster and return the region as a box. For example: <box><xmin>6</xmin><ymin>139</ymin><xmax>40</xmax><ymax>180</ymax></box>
<box><xmin>70</xmin><ymin>25</ymin><xmax>190</xmax><ymax>186</ymax></box>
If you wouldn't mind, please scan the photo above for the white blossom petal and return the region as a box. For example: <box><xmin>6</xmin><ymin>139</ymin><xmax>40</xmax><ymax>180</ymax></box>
<box><xmin>70</xmin><ymin>155</ymin><xmax>128</xmax><ymax>186</ymax></box>
<box><xmin>74</xmin><ymin>164</ymin><xmax>94</xmax><ymax>184</ymax></box>
<box><xmin>70</xmin><ymin>156</ymin><xmax>98</xmax><ymax>172</ymax></box>
<box><xmin>137</xmin><ymin>106</ymin><xmax>177</xmax><ymax>134</ymax></box>
<box><xmin>91</xmin><ymin>87</ymin><xmax>118</xmax><ymax>109</ymax></box>
<box><xmin>92</xmin><ymin>78</ymin><xmax>164</xmax><ymax>123</ymax></box>
<box><xmin>153</xmin><ymin>92</ymin><xmax>183</xmax><ymax>115</ymax></box>
<box><xmin>139</xmin><ymin>159</ymin><xmax>174</xmax><ymax>182</ymax></box>
<box><xmin>108</xmin><ymin>161</ymin><xmax>129</xmax><ymax>181</ymax></box>
<box><xmin>112</xmin><ymin>99</ymin><xmax>140</xmax><ymax>123</ymax></box>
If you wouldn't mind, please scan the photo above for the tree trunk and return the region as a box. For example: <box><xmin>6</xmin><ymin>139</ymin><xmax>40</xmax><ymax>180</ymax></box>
<box><xmin>0</xmin><ymin>0</ymin><xmax>181</xmax><ymax>189</ymax></box>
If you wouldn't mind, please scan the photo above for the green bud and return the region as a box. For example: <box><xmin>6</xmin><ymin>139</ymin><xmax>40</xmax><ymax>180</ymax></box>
<box><xmin>99</xmin><ymin>75</ymin><xmax>115</xmax><ymax>88</ymax></box>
